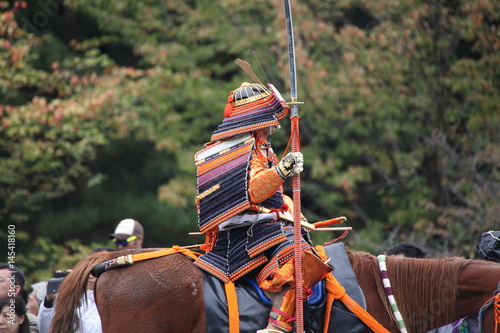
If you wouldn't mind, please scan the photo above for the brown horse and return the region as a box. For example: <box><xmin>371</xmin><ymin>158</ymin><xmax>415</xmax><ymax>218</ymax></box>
<box><xmin>50</xmin><ymin>247</ymin><xmax>500</xmax><ymax>333</ymax></box>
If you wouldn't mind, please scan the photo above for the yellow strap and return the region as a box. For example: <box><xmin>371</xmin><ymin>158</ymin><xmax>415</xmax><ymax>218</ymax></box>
<box><xmin>315</xmin><ymin>245</ymin><xmax>390</xmax><ymax>333</ymax></box>
<box><xmin>131</xmin><ymin>245</ymin><xmax>201</xmax><ymax>262</ymax></box>
<box><xmin>224</xmin><ymin>281</ymin><xmax>240</xmax><ymax>333</ymax></box>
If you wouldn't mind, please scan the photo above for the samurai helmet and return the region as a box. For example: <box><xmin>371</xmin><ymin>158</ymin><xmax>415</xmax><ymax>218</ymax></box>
<box><xmin>210</xmin><ymin>82</ymin><xmax>289</xmax><ymax>142</ymax></box>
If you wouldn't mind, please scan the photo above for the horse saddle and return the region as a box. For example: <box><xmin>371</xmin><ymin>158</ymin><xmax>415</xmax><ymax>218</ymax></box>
<box><xmin>201</xmin><ymin>242</ymin><xmax>368</xmax><ymax>333</ymax></box>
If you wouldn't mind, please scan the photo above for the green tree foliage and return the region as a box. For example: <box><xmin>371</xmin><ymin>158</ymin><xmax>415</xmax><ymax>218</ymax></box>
<box><xmin>298</xmin><ymin>0</ymin><xmax>500</xmax><ymax>255</ymax></box>
<box><xmin>1</xmin><ymin>0</ymin><xmax>498</xmax><ymax>281</ymax></box>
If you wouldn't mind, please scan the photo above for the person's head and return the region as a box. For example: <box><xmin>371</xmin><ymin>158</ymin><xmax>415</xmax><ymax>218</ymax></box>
<box><xmin>210</xmin><ymin>82</ymin><xmax>290</xmax><ymax>143</ymax></box>
<box><xmin>0</xmin><ymin>264</ymin><xmax>25</xmax><ymax>299</ymax></box>
<box><xmin>387</xmin><ymin>242</ymin><xmax>427</xmax><ymax>258</ymax></box>
<box><xmin>109</xmin><ymin>219</ymin><xmax>144</xmax><ymax>250</ymax></box>
<box><xmin>0</xmin><ymin>296</ymin><xmax>29</xmax><ymax>333</ymax></box>
<box><xmin>476</xmin><ymin>230</ymin><xmax>500</xmax><ymax>262</ymax></box>
<box><xmin>26</xmin><ymin>281</ymin><xmax>46</xmax><ymax>316</ymax></box>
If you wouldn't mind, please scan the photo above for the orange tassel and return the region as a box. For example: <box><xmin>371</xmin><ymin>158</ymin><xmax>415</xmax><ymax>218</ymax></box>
<box><xmin>224</xmin><ymin>91</ymin><xmax>234</xmax><ymax>117</ymax></box>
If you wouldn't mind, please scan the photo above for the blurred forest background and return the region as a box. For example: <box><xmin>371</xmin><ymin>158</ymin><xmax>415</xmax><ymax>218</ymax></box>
<box><xmin>1</xmin><ymin>0</ymin><xmax>499</xmax><ymax>284</ymax></box>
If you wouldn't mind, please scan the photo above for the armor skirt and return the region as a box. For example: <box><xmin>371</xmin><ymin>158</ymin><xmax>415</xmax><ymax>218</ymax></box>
<box><xmin>194</xmin><ymin>219</ymin><xmax>312</xmax><ymax>283</ymax></box>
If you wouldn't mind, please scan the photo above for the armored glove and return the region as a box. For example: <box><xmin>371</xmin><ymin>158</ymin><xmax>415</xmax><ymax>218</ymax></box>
<box><xmin>275</xmin><ymin>152</ymin><xmax>304</xmax><ymax>179</ymax></box>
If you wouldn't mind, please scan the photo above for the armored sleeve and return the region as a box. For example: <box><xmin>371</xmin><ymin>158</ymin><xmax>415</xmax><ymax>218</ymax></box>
<box><xmin>248</xmin><ymin>152</ymin><xmax>285</xmax><ymax>204</ymax></box>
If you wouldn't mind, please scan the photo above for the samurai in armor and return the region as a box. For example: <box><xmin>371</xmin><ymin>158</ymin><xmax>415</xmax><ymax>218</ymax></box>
<box><xmin>194</xmin><ymin>82</ymin><xmax>331</xmax><ymax>333</ymax></box>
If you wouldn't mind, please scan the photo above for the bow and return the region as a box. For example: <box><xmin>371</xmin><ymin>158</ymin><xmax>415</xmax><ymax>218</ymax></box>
<box><xmin>283</xmin><ymin>1</ymin><xmax>305</xmax><ymax>331</ymax></box>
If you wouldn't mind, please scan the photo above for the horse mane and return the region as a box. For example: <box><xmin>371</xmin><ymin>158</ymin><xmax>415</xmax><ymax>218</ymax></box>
<box><xmin>50</xmin><ymin>251</ymin><xmax>118</xmax><ymax>333</ymax></box>
<box><xmin>385</xmin><ymin>256</ymin><xmax>470</xmax><ymax>332</ymax></box>
<box><xmin>347</xmin><ymin>250</ymin><xmax>472</xmax><ymax>333</ymax></box>
<box><xmin>347</xmin><ymin>250</ymin><xmax>397</xmax><ymax>324</ymax></box>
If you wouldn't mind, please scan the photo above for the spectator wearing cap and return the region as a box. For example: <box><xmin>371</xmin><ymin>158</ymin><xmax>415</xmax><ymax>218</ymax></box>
<box><xmin>109</xmin><ymin>218</ymin><xmax>144</xmax><ymax>250</ymax></box>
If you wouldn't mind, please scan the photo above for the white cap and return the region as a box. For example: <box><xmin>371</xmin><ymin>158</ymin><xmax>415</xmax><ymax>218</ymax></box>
<box><xmin>109</xmin><ymin>219</ymin><xmax>144</xmax><ymax>240</ymax></box>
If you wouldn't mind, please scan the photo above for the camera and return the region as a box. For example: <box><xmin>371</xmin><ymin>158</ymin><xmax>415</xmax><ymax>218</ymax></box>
<box><xmin>47</xmin><ymin>270</ymin><xmax>70</xmax><ymax>294</ymax></box>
